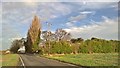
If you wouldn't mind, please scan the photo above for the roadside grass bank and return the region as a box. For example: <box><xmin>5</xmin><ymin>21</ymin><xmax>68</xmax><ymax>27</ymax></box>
<box><xmin>1</xmin><ymin>54</ymin><xmax>19</xmax><ymax>66</ymax></box>
<box><xmin>44</xmin><ymin>53</ymin><xmax>118</xmax><ymax>66</ymax></box>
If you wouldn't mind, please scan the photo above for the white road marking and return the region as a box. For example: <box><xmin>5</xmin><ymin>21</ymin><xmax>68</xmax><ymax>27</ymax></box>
<box><xmin>19</xmin><ymin>55</ymin><xmax>26</xmax><ymax>68</ymax></box>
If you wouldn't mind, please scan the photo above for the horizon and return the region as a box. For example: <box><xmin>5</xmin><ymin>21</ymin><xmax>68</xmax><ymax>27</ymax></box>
<box><xmin>1</xmin><ymin>1</ymin><xmax>119</xmax><ymax>50</ymax></box>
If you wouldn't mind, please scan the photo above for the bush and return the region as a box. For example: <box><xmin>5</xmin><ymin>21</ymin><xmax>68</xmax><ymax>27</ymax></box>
<box><xmin>78</xmin><ymin>42</ymin><xmax>89</xmax><ymax>53</ymax></box>
<box><xmin>41</xmin><ymin>38</ymin><xmax>119</xmax><ymax>54</ymax></box>
<box><xmin>43</xmin><ymin>41</ymin><xmax>72</xmax><ymax>54</ymax></box>
<box><xmin>78</xmin><ymin>38</ymin><xmax>119</xmax><ymax>53</ymax></box>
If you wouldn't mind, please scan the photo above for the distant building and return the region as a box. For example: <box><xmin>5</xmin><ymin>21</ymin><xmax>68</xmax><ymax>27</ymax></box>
<box><xmin>18</xmin><ymin>46</ymin><xmax>25</xmax><ymax>53</ymax></box>
<box><xmin>5</xmin><ymin>50</ymin><xmax>10</xmax><ymax>54</ymax></box>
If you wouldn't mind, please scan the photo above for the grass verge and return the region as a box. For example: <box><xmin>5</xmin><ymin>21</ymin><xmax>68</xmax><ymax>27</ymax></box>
<box><xmin>45</xmin><ymin>53</ymin><xmax>118</xmax><ymax>66</ymax></box>
<box><xmin>1</xmin><ymin>54</ymin><xmax>19</xmax><ymax>66</ymax></box>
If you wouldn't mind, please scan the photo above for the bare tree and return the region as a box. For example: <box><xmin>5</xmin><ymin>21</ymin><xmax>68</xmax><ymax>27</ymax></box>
<box><xmin>55</xmin><ymin>29</ymin><xmax>71</xmax><ymax>41</ymax></box>
<box><xmin>41</xmin><ymin>31</ymin><xmax>55</xmax><ymax>41</ymax></box>
<box><xmin>41</xmin><ymin>29</ymin><xmax>71</xmax><ymax>42</ymax></box>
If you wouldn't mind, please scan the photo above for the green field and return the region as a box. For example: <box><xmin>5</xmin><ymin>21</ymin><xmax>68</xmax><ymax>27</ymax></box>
<box><xmin>1</xmin><ymin>54</ymin><xmax>19</xmax><ymax>66</ymax></box>
<box><xmin>46</xmin><ymin>53</ymin><xmax>118</xmax><ymax>66</ymax></box>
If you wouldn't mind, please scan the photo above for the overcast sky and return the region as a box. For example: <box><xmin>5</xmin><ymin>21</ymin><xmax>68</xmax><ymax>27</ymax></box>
<box><xmin>1</xmin><ymin>0</ymin><xmax>119</xmax><ymax>50</ymax></box>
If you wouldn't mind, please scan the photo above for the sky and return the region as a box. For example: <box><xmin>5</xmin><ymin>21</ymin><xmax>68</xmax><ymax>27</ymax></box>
<box><xmin>1</xmin><ymin>0</ymin><xmax>119</xmax><ymax>50</ymax></box>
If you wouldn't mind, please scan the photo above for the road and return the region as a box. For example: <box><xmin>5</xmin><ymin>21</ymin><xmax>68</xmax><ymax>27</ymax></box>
<box><xmin>19</xmin><ymin>54</ymin><xmax>83</xmax><ymax>68</ymax></box>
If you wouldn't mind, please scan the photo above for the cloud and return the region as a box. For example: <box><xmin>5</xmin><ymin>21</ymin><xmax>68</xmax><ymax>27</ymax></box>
<box><xmin>80</xmin><ymin>11</ymin><xmax>95</xmax><ymax>15</ymax></box>
<box><xmin>2</xmin><ymin>0</ymin><xmax>58</xmax><ymax>2</ymax></box>
<box><xmin>2</xmin><ymin>21</ymin><xmax>23</xmax><ymax>50</ymax></box>
<box><xmin>69</xmin><ymin>14</ymin><xmax>87</xmax><ymax>22</ymax></box>
<box><xmin>110</xmin><ymin>3</ymin><xmax>118</xmax><ymax>11</ymax></box>
<box><xmin>3</xmin><ymin>2</ymin><xmax>72</xmax><ymax>22</ymax></box>
<box><xmin>69</xmin><ymin>2</ymin><xmax>118</xmax><ymax>11</ymax></box>
<box><xmin>81</xmin><ymin>2</ymin><xmax>116</xmax><ymax>9</ymax></box>
<box><xmin>66</xmin><ymin>11</ymin><xmax>94</xmax><ymax>27</ymax></box>
<box><xmin>66</xmin><ymin>22</ymin><xmax>74</xmax><ymax>27</ymax></box>
<box><xmin>37</xmin><ymin>2</ymin><xmax>71</xmax><ymax>21</ymax></box>
<box><xmin>64</xmin><ymin>16</ymin><xmax>118</xmax><ymax>40</ymax></box>
<box><xmin>80</xmin><ymin>11</ymin><xmax>92</xmax><ymax>14</ymax></box>
<box><xmin>10</xmin><ymin>37</ymin><xmax>23</xmax><ymax>41</ymax></box>
<box><xmin>2</xmin><ymin>0</ymin><xmax>119</xmax><ymax>2</ymax></box>
<box><xmin>68</xmin><ymin>0</ymin><xmax>119</xmax><ymax>2</ymax></box>
<box><xmin>68</xmin><ymin>11</ymin><xmax>95</xmax><ymax>24</ymax></box>
<box><xmin>2</xmin><ymin>2</ymin><xmax>72</xmax><ymax>50</ymax></box>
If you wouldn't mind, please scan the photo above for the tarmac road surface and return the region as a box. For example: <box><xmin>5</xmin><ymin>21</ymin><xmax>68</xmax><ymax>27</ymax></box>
<box><xmin>19</xmin><ymin>54</ymin><xmax>83</xmax><ymax>68</ymax></box>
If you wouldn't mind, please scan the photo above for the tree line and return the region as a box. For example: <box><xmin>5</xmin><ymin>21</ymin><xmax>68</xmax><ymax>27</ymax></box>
<box><xmin>40</xmin><ymin>29</ymin><xmax>119</xmax><ymax>54</ymax></box>
<box><xmin>10</xmin><ymin>29</ymin><xmax>119</xmax><ymax>54</ymax></box>
<box><xmin>40</xmin><ymin>37</ymin><xmax>119</xmax><ymax>55</ymax></box>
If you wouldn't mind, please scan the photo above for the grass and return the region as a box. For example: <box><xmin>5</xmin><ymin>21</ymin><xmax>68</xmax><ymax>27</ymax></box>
<box><xmin>45</xmin><ymin>53</ymin><xmax>118</xmax><ymax>66</ymax></box>
<box><xmin>1</xmin><ymin>54</ymin><xmax>19</xmax><ymax>66</ymax></box>
<box><xmin>0</xmin><ymin>54</ymin><xmax>2</xmax><ymax>66</ymax></box>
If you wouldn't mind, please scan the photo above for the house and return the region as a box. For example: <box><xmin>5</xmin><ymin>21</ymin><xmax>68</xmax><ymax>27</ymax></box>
<box><xmin>5</xmin><ymin>50</ymin><xmax>10</xmax><ymax>54</ymax></box>
<box><xmin>18</xmin><ymin>46</ymin><xmax>25</xmax><ymax>53</ymax></box>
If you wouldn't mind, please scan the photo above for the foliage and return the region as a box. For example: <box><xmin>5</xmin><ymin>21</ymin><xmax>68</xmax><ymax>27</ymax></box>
<box><xmin>26</xmin><ymin>15</ymin><xmax>41</xmax><ymax>53</ymax></box>
<box><xmin>71</xmin><ymin>38</ymin><xmax>84</xmax><ymax>43</ymax></box>
<box><xmin>43</xmin><ymin>41</ymin><xmax>72</xmax><ymax>54</ymax></box>
<box><xmin>41</xmin><ymin>29</ymin><xmax>72</xmax><ymax>54</ymax></box>
<box><xmin>32</xmin><ymin>35</ymin><xmax>40</xmax><ymax>52</ymax></box>
<box><xmin>10</xmin><ymin>39</ymin><xmax>23</xmax><ymax>53</ymax></box>
<box><xmin>71</xmin><ymin>43</ymin><xmax>79</xmax><ymax>54</ymax></box>
<box><xmin>41</xmin><ymin>37</ymin><xmax>119</xmax><ymax>54</ymax></box>
<box><xmin>78</xmin><ymin>38</ymin><xmax>119</xmax><ymax>53</ymax></box>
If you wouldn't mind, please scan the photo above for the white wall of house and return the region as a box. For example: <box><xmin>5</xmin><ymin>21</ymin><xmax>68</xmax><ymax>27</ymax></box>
<box><xmin>18</xmin><ymin>46</ymin><xmax>25</xmax><ymax>53</ymax></box>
